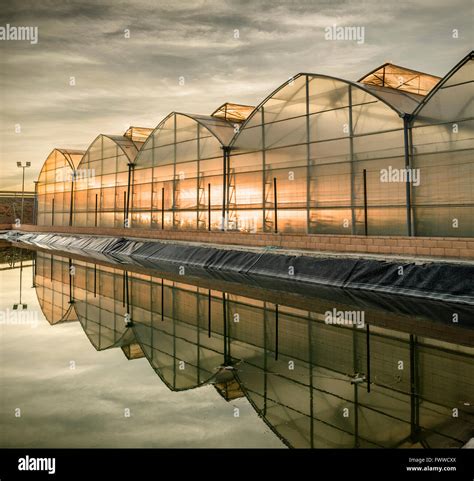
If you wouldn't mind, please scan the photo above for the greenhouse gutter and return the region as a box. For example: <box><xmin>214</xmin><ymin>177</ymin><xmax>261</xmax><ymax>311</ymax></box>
<box><xmin>6</xmin><ymin>231</ymin><xmax>474</xmax><ymax>306</ymax></box>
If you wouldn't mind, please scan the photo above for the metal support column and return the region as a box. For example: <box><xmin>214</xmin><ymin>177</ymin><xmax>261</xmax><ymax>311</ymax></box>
<box><xmin>403</xmin><ymin>115</ymin><xmax>413</xmax><ymax>236</ymax></box>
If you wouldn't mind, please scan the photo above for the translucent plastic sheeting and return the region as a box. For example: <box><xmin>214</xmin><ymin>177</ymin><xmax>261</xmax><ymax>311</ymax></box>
<box><xmin>73</xmin><ymin>134</ymin><xmax>140</xmax><ymax>229</ymax></box>
<box><xmin>35</xmin><ymin>53</ymin><xmax>473</xmax><ymax>238</ymax></box>
<box><xmin>36</xmin><ymin>149</ymin><xmax>84</xmax><ymax>226</ymax></box>
<box><xmin>411</xmin><ymin>53</ymin><xmax>474</xmax><ymax>236</ymax></box>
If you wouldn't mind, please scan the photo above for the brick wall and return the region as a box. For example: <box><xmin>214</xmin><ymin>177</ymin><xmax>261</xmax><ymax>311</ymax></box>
<box><xmin>9</xmin><ymin>224</ymin><xmax>474</xmax><ymax>260</ymax></box>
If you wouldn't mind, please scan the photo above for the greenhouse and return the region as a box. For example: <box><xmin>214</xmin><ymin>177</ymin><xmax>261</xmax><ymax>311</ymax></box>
<box><xmin>73</xmin><ymin>127</ymin><xmax>152</xmax><ymax>228</ymax></box>
<box><xmin>410</xmin><ymin>54</ymin><xmax>474</xmax><ymax>236</ymax></box>
<box><xmin>131</xmin><ymin>110</ymin><xmax>239</xmax><ymax>230</ymax></box>
<box><xmin>35</xmin><ymin>51</ymin><xmax>474</xmax><ymax>237</ymax></box>
<box><xmin>36</xmin><ymin>149</ymin><xmax>84</xmax><ymax>226</ymax></box>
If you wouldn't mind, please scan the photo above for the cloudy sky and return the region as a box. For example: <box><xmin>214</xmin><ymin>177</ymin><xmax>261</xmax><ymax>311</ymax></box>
<box><xmin>0</xmin><ymin>266</ymin><xmax>284</xmax><ymax>448</ymax></box>
<box><xmin>0</xmin><ymin>0</ymin><xmax>472</xmax><ymax>190</ymax></box>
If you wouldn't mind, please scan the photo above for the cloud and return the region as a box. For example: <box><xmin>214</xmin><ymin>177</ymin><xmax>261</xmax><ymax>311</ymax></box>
<box><xmin>0</xmin><ymin>0</ymin><xmax>472</xmax><ymax>190</ymax></box>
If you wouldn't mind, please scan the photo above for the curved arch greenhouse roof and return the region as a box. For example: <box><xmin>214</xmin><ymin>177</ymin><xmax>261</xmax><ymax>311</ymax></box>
<box><xmin>354</xmin><ymin>82</ymin><xmax>423</xmax><ymax>114</ymax></box>
<box><xmin>54</xmin><ymin>148</ymin><xmax>85</xmax><ymax>169</ymax></box>
<box><xmin>412</xmin><ymin>50</ymin><xmax>474</xmax><ymax>120</ymax></box>
<box><xmin>138</xmin><ymin>111</ymin><xmax>237</xmax><ymax>151</ymax></box>
<box><xmin>228</xmin><ymin>72</ymin><xmax>419</xmax><ymax>148</ymax></box>
<box><xmin>35</xmin><ymin>52</ymin><xmax>472</xmax><ymax>180</ymax></box>
<box><xmin>181</xmin><ymin>112</ymin><xmax>238</xmax><ymax>146</ymax></box>
<box><xmin>75</xmin><ymin>133</ymin><xmax>141</xmax><ymax>173</ymax></box>
<box><xmin>38</xmin><ymin>148</ymin><xmax>85</xmax><ymax>180</ymax></box>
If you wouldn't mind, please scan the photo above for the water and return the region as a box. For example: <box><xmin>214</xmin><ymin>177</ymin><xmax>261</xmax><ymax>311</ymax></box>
<box><xmin>1</xmin><ymin>246</ymin><xmax>473</xmax><ymax>448</ymax></box>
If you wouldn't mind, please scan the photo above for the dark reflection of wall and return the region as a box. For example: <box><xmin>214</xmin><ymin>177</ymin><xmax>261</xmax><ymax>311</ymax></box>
<box><xmin>0</xmin><ymin>245</ymin><xmax>34</xmax><ymax>267</ymax></box>
<box><xmin>35</xmin><ymin>252</ymin><xmax>474</xmax><ymax>449</ymax></box>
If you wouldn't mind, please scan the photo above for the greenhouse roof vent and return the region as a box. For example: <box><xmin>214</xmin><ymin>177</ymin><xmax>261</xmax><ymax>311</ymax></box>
<box><xmin>211</xmin><ymin>102</ymin><xmax>255</xmax><ymax>122</ymax></box>
<box><xmin>123</xmin><ymin>126</ymin><xmax>154</xmax><ymax>143</ymax></box>
<box><xmin>358</xmin><ymin>63</ymin><xmax>441</xmax><ymax>96</ymax></box>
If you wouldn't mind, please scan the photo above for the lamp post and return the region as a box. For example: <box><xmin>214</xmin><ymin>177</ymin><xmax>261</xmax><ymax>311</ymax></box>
<box><xmin>17</xmin><ymin>161</ymin><xmax>31</xmax><ymax>224</ymax></box>
<box><xmin>33</xmin><ymin>180</ymin><xmax>38</xmax><ymax>225</ymax></box>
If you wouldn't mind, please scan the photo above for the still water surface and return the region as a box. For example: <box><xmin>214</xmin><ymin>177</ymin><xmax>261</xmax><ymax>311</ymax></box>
<box><xmin>1</xmin><ymin>246</ymin><xmax>473</xmax><ymax>448</ymax></box>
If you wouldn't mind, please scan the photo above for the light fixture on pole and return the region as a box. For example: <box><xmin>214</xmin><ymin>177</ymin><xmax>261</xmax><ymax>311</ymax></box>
<box><xmin>17</xmin><ymin>161</ymin><xmax>31</xmax><ymax>223</ymax></box>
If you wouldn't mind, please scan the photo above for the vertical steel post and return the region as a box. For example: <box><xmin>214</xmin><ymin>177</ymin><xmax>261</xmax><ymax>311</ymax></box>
<box><xmin>261</xmin><ymin>107</ymin><xmax>266</xmax><ymax>232</ymax></box>
<box><xmin>122</xmin><ymin>270</ymin><xmax>126</xmax><ymax>308</ymax></box>
<box><xmin>274</xmin><ymin>304</ymin><xmax>279</xmax><ymax>360</ymax></box>
<box><xmin>21</xmin><ymin>165</ymin><xmax>25</xmax><ymax>223</ymax></box>
<box><xmin>273</xmin><ymin>177</ymin><xmax>278</xmax><ymax>234</ymax></box>
<box><xmin>366</xmin><ymin>323</ymin><xmax>371</xmax><ymax>392</ymax></box>
<box><xmin>161</xmin><ymin>187</ymin><xmax>165</xmax><ymax>229</ymax></box>
<box><xmin>123</xmin><ymin>191</ymin><xmax>126</xmax><ymax>226</ymax></box>
<box><xmin>161</xmin><ymin>278</ymin><xmax>164</xmax><ymax>321</ymax></box>
<box><xmin>308</xmin><ymin>314</ymin><xmax>314</xmax><ymax>448</ymax></box>
<box><xmin>95</xmin><ymin>194</ymin><xmax>98</xmax><ymax>227</ymax></box>
<box><xmin>221</xmin><ymin>147</ymin><xmax>228</xmax><ymax>231</ymax></box>
<box><xmin>349</xmin><ymin>85</ymin><xmax>356</xmax><ymax>234</ymax></box>
<box><xmin>263</xmin><ymin>302</ymin><xmax>268</xmax><ymax>415</ymax></box>
<box><xmin>196</xmin><ymin>124</ymin><xmax>201</xmax><ymax>230</ymax></box>
<box><xmin>403</xmin><ymin>115</ymin><xmax>413</xmax><ymax>236</ymax></box>
<box><xmin>208</xmin><ymin>289</ymin><xmax>211</xmax><ymax>337</ymax></box>
<box><xmin>126</xmin><ymin>163</ymin><xmax>133</xmax><ymax>226</ymax></box>
<box><xmin>354</xmin><ymin>383</ymin><xmax>359</xmax><ymax>448</ymax></box>
<box><xmin>409</xmin><ymin>334</ymin><xmax>419</xmax><ymax>441</ymax></box>
<box><xmin>125</xmin><ymin>271</ymin><xmax>130</xmax><ymax>311</ymax></box>
<box><xmin>409</xmin><ymin>124</ymin><xmax>416</xmax><ymax>236</ymax></box>
<box><xmin>93</xmin><ymin>264</ymin><xmax>97</xmax><ymax>297</ymax></box>
<box><xmin>223</xmin><ymin>292</ymin><xmax>228</xmax><ymax>364</ymax></box>
<box><xmin>363</xmin><ymin>169</ymin><xmax>368</xmax><ymax>236</ymax></box>
<box><xmin>68</xmin><ymin>258</ymin><xmax>74</xmax><ymax>304</ymax></box>
<box><xmin>31</xmin><ymin>250</ymin><xmax>36</xmax><ymax>288</ymax></box>
<box><xmin>69</xmin><ymin>175</ymin><xmax>75</xmax><ymax>227</ymax></box>
<box><xmin>172</xmin><ymin>114</ymin><xmax>177</xmax><ymax>229</ymax></box>
<box><xmin>208</xmin><ymin>183</ymin><xmax>211</xmax><ymax>231</ymax></box>
<box><xmin>305</xmin><ymin>75</ymin><xmax>311</xmax><ymax>233</ymax></box>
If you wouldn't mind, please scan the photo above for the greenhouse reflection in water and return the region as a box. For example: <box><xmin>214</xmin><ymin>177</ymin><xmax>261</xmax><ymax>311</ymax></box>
<box><xmin>34</xmin><ymin>250</ymin><xmax>474</xmax><ymax>449</ymax></box>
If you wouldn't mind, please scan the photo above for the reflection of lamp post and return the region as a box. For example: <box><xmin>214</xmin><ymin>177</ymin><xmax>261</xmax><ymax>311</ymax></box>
<box><xmin>13</xmin><ymin>256</ymin><xmax>27</xmax><ymax>310</ymax></box>
<box><xmin>32</xmin><ymin>251</ymin><xmax>36</xmax><ymax>288</ymax></box>
<box><xmin>17</xmin><ymin>161</ymin><xmax>31</xmax><ymax>223</ymax></box>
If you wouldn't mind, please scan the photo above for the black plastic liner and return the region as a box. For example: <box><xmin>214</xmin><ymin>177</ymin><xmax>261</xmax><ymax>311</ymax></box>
<box><xmin>18</xmin><ymin>242</ymin><xmax>474</xmax><ymax>330</ymax></box>
<box><xmin>10</xmin><ymin>232</ymin><xmax>474</xmax><ymax>305</ymax></box>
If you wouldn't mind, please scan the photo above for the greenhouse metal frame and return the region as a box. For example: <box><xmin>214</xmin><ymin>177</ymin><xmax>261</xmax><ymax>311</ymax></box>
<box><xmin>35</xmin><ymin>51</ymin><xmax>474</xmax><ymax>237</ymax></box>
